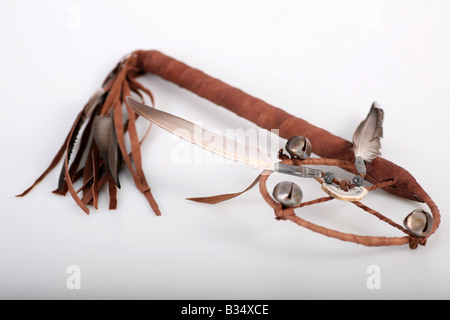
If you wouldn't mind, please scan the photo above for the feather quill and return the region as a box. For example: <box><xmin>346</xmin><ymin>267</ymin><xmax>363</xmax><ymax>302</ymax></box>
<box><xmin>126</xmin><ymin>97</ymin><xmax>274</xmax><ymax>170</ymax></box>
<box><xmin>352</xmin><ymin>102</ymin><xmax>384</xmax><ymax>174</ymax></box>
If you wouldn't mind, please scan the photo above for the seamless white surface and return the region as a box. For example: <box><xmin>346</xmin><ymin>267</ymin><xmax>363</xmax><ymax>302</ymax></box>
<box><xmin>1</xmin><ymin>0</ymin><xmax>450</xmax><ymax>299</ymax></box>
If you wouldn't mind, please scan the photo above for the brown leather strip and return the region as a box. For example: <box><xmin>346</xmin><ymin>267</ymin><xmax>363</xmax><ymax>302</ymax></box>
<box><xmin>72</xmin><ymin>168</ymin><xmax>85</xmax><ymax>187</ymax></box>
<box><xmin>81</xmin><ymin>175</ymin><xmax>107</xmax><ymax>206</ymax></box>
<box><xmin>187</xmin><ymin>173</ymin><xmax>263</xmax><ymax>204</ymax></box>
<box><xmin>122</xmin><ymin>80</ymin><xmax>161</xmax><ymax>215</ymax></box>
<box><xmin>424</xmin><ymin>196</ymin><xmax>440</xmax><ymax>238</ymax></box>
<box><xmin>75</xmin><ymin>174</ymin><xmax>92</xmax><ymax>195</ymax></box>
<box><xmin>112</xmin><ymin>101</ymin><xmax>142</xmax><ymax>188</ymax></box>
<box><xmin>107</xmin><ymin>174</ymin><xmax>117</xmax><ymax>210</ymax></box>
<box><xmin>297</xmin><ymin>196</ymin><xmax>334</xmax><ymax>208</ymax></box>
<box><xmin>285</xmin><ymin>212</ymin><xmax>410</xmax><ymax>247</ymax></box>
<box><xmin>127</xmin><ymin>74</ymin><xmax>155</xmax><ymax>106</ymax></box>
<box><xmin>352</xmin><ymin>201</ymin><xmax>411</xmax><ymax>235</ymax></box>
<box><xmin>366</xmin><ymin>180</ymin><xmax>394</xmax><ymax>191</ymax></box>
<box><xmin>122</xmin><ymin>81</ymin><xmax>147</xmax><ymax>186</ymax></box>
<box><xmin>62</xmin><ymin>113</ymin><xmax>90</xmax><ymax>214</ymax></box>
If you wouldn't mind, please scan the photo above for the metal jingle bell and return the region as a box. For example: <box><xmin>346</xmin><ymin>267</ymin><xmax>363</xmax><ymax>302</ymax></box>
<box><xmin>352</xmin><ymin>174</ymin><xmax>364</xmax><ymax>187</ymax></box>
<box><xmin>285</xmin><ymin>136</ymin><xmax>312</xmax><ymax>160</ymax></box>
<box><xmin>272</xmin><ymin>181</ymin><xmax>303</xmax><ymax>208</ymax></box>
<box><xmin>403</xmin><ymin>209</ymin><xmax>433</xmax><ymax>237</ymax></box>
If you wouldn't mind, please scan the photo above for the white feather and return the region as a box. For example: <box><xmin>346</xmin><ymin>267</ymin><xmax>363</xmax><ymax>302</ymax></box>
<box><xmin>352</xmin><ymin>102</ymin><xmax>384</xmax><ymax>163</ymax></box>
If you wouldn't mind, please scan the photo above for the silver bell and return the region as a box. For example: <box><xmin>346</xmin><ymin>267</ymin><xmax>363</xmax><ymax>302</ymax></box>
<box><xmin>272</xmin><ymin>181</ymin><xmax>303</xmax><ymax>208</ymax></box>
<box><xmin>285</xmin><ymin>136</ymin><xmax>312</xmax><ymax>159</ymax></box>
<box><xmin>403</xmin><ymin>209</ymin><xmax>433</xmax><ymax>237</ymax></box>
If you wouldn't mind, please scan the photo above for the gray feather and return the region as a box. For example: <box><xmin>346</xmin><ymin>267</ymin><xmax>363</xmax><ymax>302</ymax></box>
<box><xmin>93</xmin><ymin>115</ymin><xmax>121</xmax><ymax>188</ymax></box>
<box><xmin>352</xmin><ymin>102</ymin><xmax>384</xmax><ymax>166</ymax></box>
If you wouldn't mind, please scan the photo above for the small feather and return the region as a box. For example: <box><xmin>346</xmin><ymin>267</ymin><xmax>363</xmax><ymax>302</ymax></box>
<box><xmin>352</xmin><ymin>102</ymin><xmax>384</xmax><ymax>165</ymax></box>
<box><xmin>93</xmin><ymin>115</ymin><xmax>121</xmax><ymax>188</ymax></box>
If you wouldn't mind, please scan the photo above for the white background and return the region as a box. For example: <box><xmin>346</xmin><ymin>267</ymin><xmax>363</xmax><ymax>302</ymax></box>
<box><xmin>1</xmin><ymin>0</ymin><xmax>450</xmax><ymax>299</ymax></box>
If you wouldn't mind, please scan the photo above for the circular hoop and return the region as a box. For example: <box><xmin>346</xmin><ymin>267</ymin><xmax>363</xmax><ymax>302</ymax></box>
<box><xmin>259</xmin><ymin>158</ymin><xmax>440</xmax><ymax>249</ymax></box>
